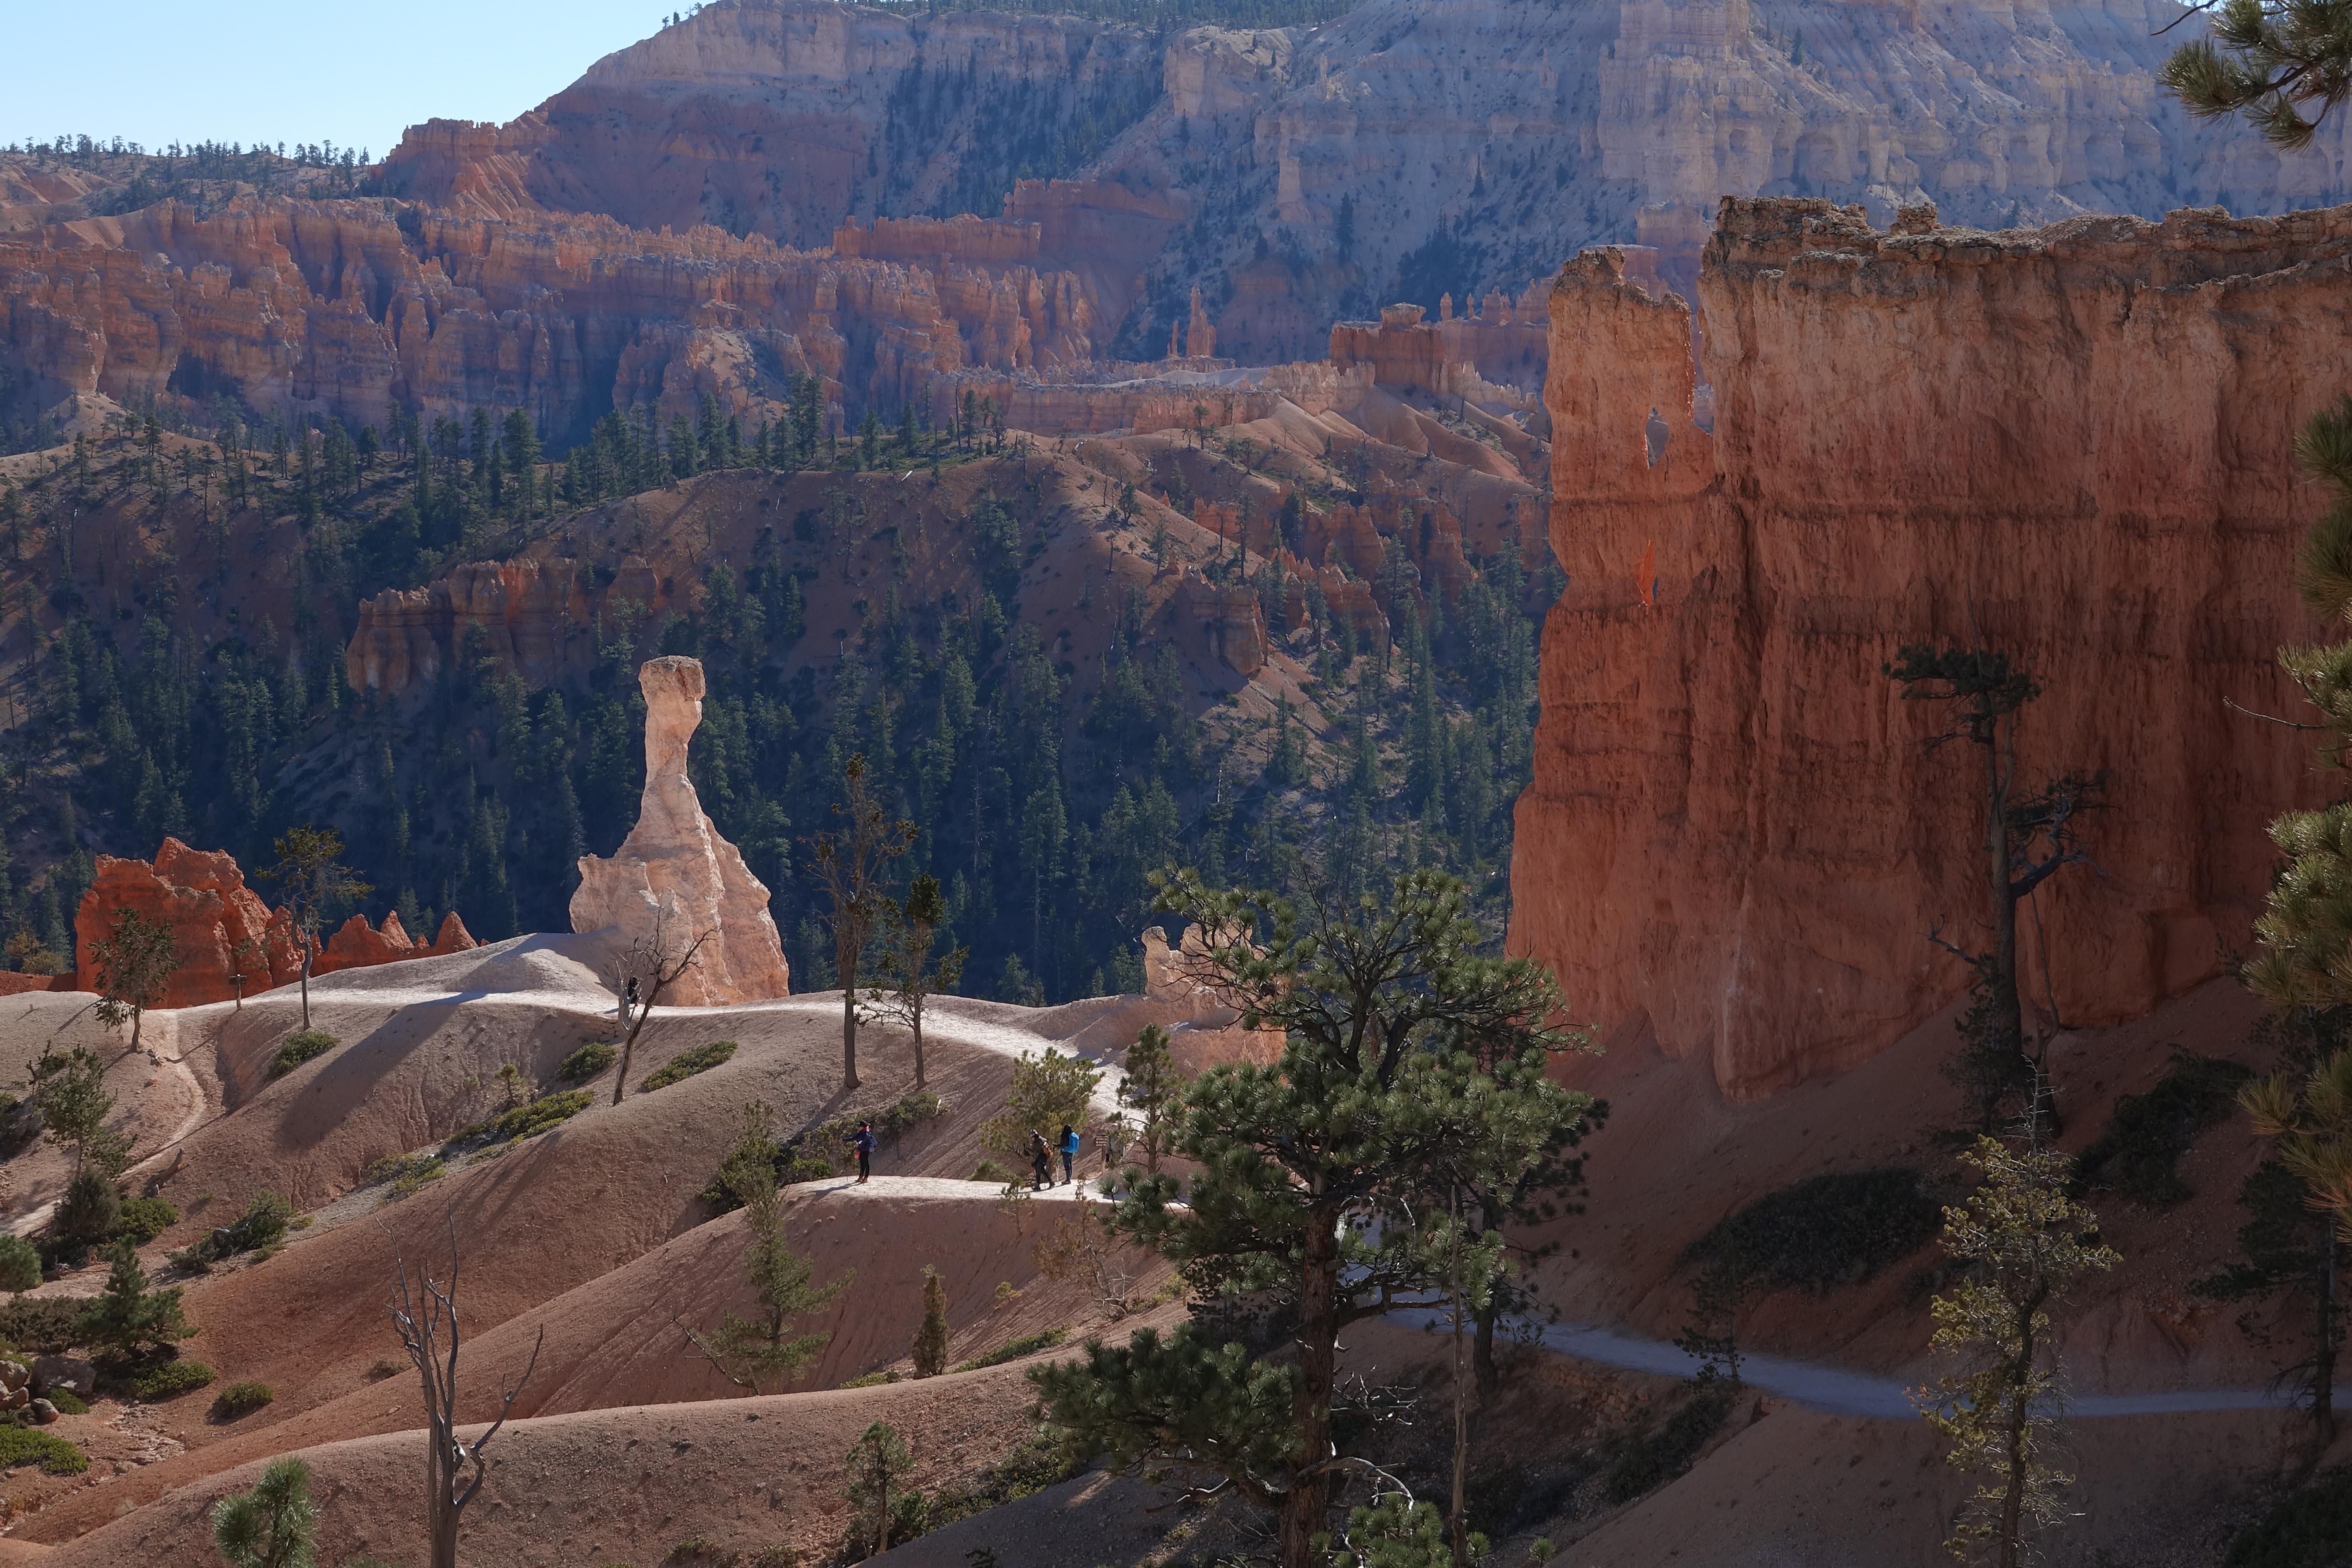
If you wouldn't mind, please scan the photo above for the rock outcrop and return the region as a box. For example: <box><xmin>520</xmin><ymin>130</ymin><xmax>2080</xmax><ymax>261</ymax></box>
<box><xmin>1510</xmin><ymin>198</ymin><xmax>2352</xmax><ymax>1100</ymax></box>
<box><xmin>570</xmin><ymin>657</ymin><xmax>790</xmax><ymax>1004</ymax></box>
<box><xmin>1138</xmin><ymin>923</ymin><xmax>1285</xmax><ymax>1072</ymax></box>
<box><xmin>71</xmin><ymin>838</ymin><xmax>478</xmax><ymax>1006</ymax></box>
<box><xmin>74</xmin><ymin>839</ymin><xmax>306</xmax><ymax>1008</ymax></box>
<box><xmin>346</xmin><ymin>555</ymin><xmax>665</xmax><ymax>696</ymax></box>
<box><xmin>312</xmin><ymin>911</ymin><xmax>478</xmax><ymax>977</ymax></box>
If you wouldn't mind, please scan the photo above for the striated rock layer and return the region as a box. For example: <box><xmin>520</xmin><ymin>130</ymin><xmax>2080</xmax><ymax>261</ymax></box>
<box><xmin>386</xmin><ymin>0</ymin><xmax>2352</xmax><ymax>367</ymax></box>
<box><xmin>1510</xmin><ymin>198</ymin><xmax>2352</xmax><ymax>1100</ymax></box>
<box><xmin>570</xmin><ymin>657</ymin><xmax>791</xmax><ymax>1005</ymax></box>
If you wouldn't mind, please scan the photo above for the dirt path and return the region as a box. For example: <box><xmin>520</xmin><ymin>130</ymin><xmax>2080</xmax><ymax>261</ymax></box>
<box><xmin>1387</xmin><ymin>1308</ymin><xmax>2294</xmax><ymax>1419</ymax></box>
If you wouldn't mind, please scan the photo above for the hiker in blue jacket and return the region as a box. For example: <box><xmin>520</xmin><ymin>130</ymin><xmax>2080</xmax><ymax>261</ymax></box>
<box><xmin>1058</xmin><ymin>1123</ymin><xmax>1080</xmax><ymax>1185</ymax></box>
<box><xmin>848</xmin><ymin>1120</ymin><xmax>875</xmax><ymax>1184</ymax></box>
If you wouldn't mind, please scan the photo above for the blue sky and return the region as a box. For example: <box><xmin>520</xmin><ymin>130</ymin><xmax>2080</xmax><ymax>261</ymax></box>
<box><xmin>5</xmin><ymin>0</ymin><xmax>673</xmax><ymax>161</ymax></box>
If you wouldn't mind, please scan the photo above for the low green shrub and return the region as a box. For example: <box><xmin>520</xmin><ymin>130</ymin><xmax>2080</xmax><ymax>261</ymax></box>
<box><xmin>2074</xmin><ymin>1050</ymin><xmax>2255</xmax><ymax>1209</ymax></box>
<box><xmin>210</xmin><ymin>1381</ymin><xmax>274</xmax><ymax>1421</ymax></box>
<box><xmin>952</xmin><ymin>1326</ymin><xmax>1067</xmax><ymax>1373</ymax></box>
<box><xmin>0</xmin><ymin>1422</ymin><xmax>88</xmax><ymax>1474</ymax></box>
<box><xmin>641</xmin><ymin>1041</ymin><xmax>738</xmax><ymax>1091</ymax></box>
<box><xmin>270</xmin><ymin>1030</ymin><xmax>339</xmax><ymax>1080</ymax></box>
<box><xmin>558</xmin><ymin>1041</ymin><xmax>619</xmax><ymax>1081</ymax></box>
<box><xmin>45</xmin><ymin>1390</ymin><xmax>88</xmax><ymax>1416</ymax></box>
<box><xmin>2226</xmin><ymin>1465</ymin><xmax>2352</xmax><ymax>1566</ymax></box>
<box><xmin>487</xmin><ymin>1090</ymin><xmax>592</xmax><ymax>1142</ymax></box>
<box><xmin>169</xmin><ymin>1192</ymin><xmax>291</xmax><ymax>1271</ymax></box>
<box><xmin>969</xmin><ymin>1160</ymin><xmax>1014</xmax><ymax>1184</ymax></box>
<box><xmin>113</xmin><ymin>1196</ymin><xmax>178</xmax><ymax>1244</ymax></box>
<box><xmin>364</xmin><ymin>1153</ymin><xmax>448</xmax><ymax>1204</ymax></box>
<box><xmin>1678</xmin><ymin>1167</ymin><xmax>1942</xmax><ymax>1298</ymax></box>
<box><xmin>128</xmin><ymin>1359</ymin><xmax>214</xmax><ymax>1401</ymax></box>
<box><xmin>838</xmin><ymin>1370</ymin><xmax>900</xmax><ymax>1389</ymax></box>
<box><xmin>1602</xmin><ymin>1387</ymin><xmax>1733</xmax><ymax>1503</ymax></box>
<box><xmin>0</xmin><ymin>1297</ymin><xmax>80</xmax><ymax>1351</ymax></box>
<box><xmin>0</xmin><ymin>1234</ymin><xmax>42</xmax><ymax>1294</ymax></box>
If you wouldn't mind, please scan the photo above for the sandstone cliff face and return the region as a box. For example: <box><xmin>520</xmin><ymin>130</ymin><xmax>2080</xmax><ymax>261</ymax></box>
<box><xmin>1510</xmin><ymin>198</ymin><xmax>2352</xmax><ymax>1100</ymax></box>
<box><xmin>71</xmin><ymin>839</ymin><xmax>484</xmax><ymax>1007</ymax></box>
<box><xmin>570</xmin><ymin>657</ymin><xmax>791</xmax><ymax>1005</ymax></box>
<box><xmin>345</xmin><ymin>555</ymin><xmax>665</xmax><ymax>696</ymax></box>
<box><xmin>391</xmin><ymin>0</ymin><xmax>2352</xmax><ymax>370</ymax></box>
<box><xmin>74</xmin><ymin>839</ymin><xmax>304</xmax><ymax>1008</ymax></box>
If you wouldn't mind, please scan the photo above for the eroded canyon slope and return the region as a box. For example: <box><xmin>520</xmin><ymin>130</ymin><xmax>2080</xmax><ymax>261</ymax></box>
<box><xmin>386</xmin><ymin>0</ymin><xmax>2352</xmax><ymax>362</ymax></box>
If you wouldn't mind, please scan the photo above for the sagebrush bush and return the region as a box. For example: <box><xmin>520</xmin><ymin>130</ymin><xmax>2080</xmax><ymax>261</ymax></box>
<box><xmin>210</xmin><ymin>1381</ymin><xmax>274</xmax><ymax>1421</ymax></box>
<box><xmin>487</xmin><ymin>1090</ymin><xmax>592</xmax><ymax>1142</ymax></box>
<box><xmin>270</xmin><ymin>1031</ymin><xmax>339</xmax><ymax>1080</ymax></box>
<box><xmin>1678</xmin><ymin>1167</ymin><xmax>1941</xmax><ymax>1297</ymax></box>
<box><xmin>114</xmin><ymin>1195</ymin><xmax>178</xmax><ymax>1244</ymax></box>
<box><xmin>558</xmin><ymin>1042</ymin><xmax>618</xmax><ymax>1081</ymax></box>
<box><xmin>1603</xmin><ymin>1387</ymin><xmax>1733</xmax><ymax>1503</ymax></box>
<box><xmin>2074</xmin><ymin>1050</ymin><xmax>2254</xmax><ymax>1208</ymax></box>
<box><xmin>129</xmin><ymin>1359</ymin><xmax>214</xmax><ymax>1401</ymax></box>
<box><xmin>51</xmin><ymin>1167</ymin><xmax>120</xmax><ymax>1250</ymax></box>
<box><xmin>363</xmin><ymin>1153</ymin><xmax>447</xmax><ymax>1204</ymax></box>
<box><xmin>0</xmin><ymin>1234</ymin><xmax>42</xmax><ymax>1294</ymax></box>
<box><xmin>45</xmin><ymin>1389</ymin><xmax>88</xmax><ymax>1415</ymax></box>
<box><xmin>0</xmin><ymin>1422</ymin><xmax>88</xmax><ymax>1474</ymax></box>
<box><xmin>952</xmin><ymin>1326</ymin><xmax>1066</xmax><ymax>1372</ymax></box>
<box><xmin>642</xmin><ymin>1041</ymin><xmax>738</xmax><ymax>1091</ymax></box>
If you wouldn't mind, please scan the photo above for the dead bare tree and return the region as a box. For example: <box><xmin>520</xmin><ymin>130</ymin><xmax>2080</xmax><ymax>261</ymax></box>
<box><xmin>384</xmin><ymin>1212</ymin><xmax>544</xmax><ymax>1568</ymax></box>
<box><xmin>806</xmin><ymin>753</ymin><xmax>913</xmax><ymax>1091</ymax></box>
<box><xmin>604</xmin><ymin>895</ymin><xmax>714</xmax><ymax>1105</ymax></box>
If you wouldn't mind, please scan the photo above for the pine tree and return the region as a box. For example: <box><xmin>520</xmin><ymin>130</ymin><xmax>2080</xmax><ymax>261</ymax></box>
<box><xmin>2162</xmin><ymin>0</ymin><xmax>2352</xmax><ymax>147</ymax></box>
<box><xmin>30</xmin><ymin>1044</ymin><xmax>132</xmax><ymax>1176</ymax></box>
<box><xmin>845</xmin><ymin>1421</ymin><xmax>916</xmax><ymax>1557</ymax></box>
<box><xmin>89</xmin><ymin>906</ymin><xmax>180</xmax><ymax>1051</ymax></box>
<box><xmin>76</xmin><ymin>1240</ymin><xmax>191</xmax><ymax>1360</ymax></box>
<box><xmin>1914</xmin><ymin>1100</ymin><xmax>2118</xmax><ymax>1568</ymax></box>
<box><xmin>1884</xmin><ymin>647</ymin><xmax>2100</xmax><ymax>1127</ymax></box>
<box><xmin>210</xmin><ymin>1456</ymin><xmax>319</xmax><ymax>1568</ymax></box>
<box><xmin>1031</xmin><ymin>868</ymin><xmax>1595</xmax><ymax>1568</ymax></box>
<box><xmin>684</xmin><ymin>1105</ymin><xmax>847</xmax><ymax>1393</ymax></box>
<box><xmin>861</xmin><ymin>872</ymin><xmax>965</xmax><ymax>1088</ymax></box>
<box><xmin>262</xmin><ymin>826</ymin><xmax>369</xmax><ymax>1031</ymax></box>
<box><xmin>1114</xmin><ymin>1023</ymin><xmax>1180</xmax><ymax>1175</ymax></box>
<box><xmin>807</xmin><ymin>753</ymin><xmax>914</xmax><ymax>1090</ymax></box>
<box><xmin>980</xmin><ymin>1046</ymin><xmax>1102</xmax><ymax>1170</ymax></box>
<box><xmin>910</xmin><ymin>1265</ymin><xmax>950</xmax><ymax>1376</ymax></box>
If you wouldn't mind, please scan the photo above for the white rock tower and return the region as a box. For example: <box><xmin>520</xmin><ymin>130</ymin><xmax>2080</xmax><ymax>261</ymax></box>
<box><xmin>570</xmin><ymin>656</ymin><xmax>790</xmax><ymax>1003</ymax></box>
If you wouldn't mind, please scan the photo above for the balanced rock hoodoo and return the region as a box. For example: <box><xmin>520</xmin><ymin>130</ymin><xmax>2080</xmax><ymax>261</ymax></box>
<box><xmin>570</xmin><ymin>657</ymin><xmax>790</xmax><ymax>1004</ymax></box>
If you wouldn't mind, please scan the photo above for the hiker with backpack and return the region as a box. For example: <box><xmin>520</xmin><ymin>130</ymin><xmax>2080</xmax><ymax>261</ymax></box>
<box><xmin>1028</xmin><ymin>1129</ymin><xmax>1053</xmax><ymax>1192</ymax></box>
<box><xmin>847</xmin><ymin>1120</ymin><xmax>876</xmax><ymax>1184</ymax></box>
<box><xmin>1058</xmin><ymin>1122</ymin><xmax>1080</xmax><ymax>1186</ymax></box>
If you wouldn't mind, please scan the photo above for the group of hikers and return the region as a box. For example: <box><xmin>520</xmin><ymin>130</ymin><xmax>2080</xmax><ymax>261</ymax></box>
<box><xmin>842</xmin><ymin>1119</ymin><xmax>1115</xmax><ymax>1190</ymax></box>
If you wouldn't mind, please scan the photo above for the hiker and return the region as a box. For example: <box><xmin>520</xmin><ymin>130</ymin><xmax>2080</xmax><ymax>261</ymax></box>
<box><xmin>1058</xmin><ymin>1123</ymin><xmax>1080</xmax><ymax>1186</ymax></box>
<box><xmin>848</xmin><ymin>1120</ymin><xmax>875</xmax><ymax>1184</ymax></box>
<box><xmin>1028</xmin><ymin>1129</ymin><xmax>1052</xmax><ymax>1192</ymax></box>
<box><xmin>622</xmin><ymin>975</ymin><xmax>641</xmax><ymax>1019</ymax></box>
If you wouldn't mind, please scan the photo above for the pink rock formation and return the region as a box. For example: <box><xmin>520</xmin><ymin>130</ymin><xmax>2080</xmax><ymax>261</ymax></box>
<box><xmin>1328</xmin><ymin>289</ymin><xmax>1551</xmax><ymax>398</ymax></box>
<box><xmin>570</xmin><ymin>657</ymin><xmax>790</xmax><ymax>1005</ymax></box>
<box><xmin>1139</xmin><ymin>925</ymin><xmax>1285</xmax><ymax>1072</ymax></box>
<box><xmin>346</xmin><ymin>555</ymin><xmax>664</xmax><ymax>697</ymax></box>
<box><xmin>312</xmin><ymin>911</ymin><xmax>478</xmax><ymax>977</ymax></box>
<box><xmin>1510</xmin><ymin>198</ymin><xmax>2352</xmax><ymax>1101</ymax></box>
<box><xmin>1166</xmin><ymin>571</ymin><xmax>1267</xmax><ymax>678</ymax></box>
<box><xmin>74</xmin><ymin>839</ymin><xmax>305</xmax><ymax>1008</ymax></box>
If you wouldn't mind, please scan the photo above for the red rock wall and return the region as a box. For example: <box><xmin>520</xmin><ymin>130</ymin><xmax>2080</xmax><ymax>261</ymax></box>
<box><xmin>1510</xmin><ymin>198</ymin><xmax>2352</xmax><ymax>1100</ymax></box>
<box><xmin>74</xmin><ymin>839</ymin><xmax>479</xmax><ymax>1007</ymax></box>
<box><xmin>75</xmin><ymin>839</ymin><xmax>307</xmax><ymax>1008</ymax></box>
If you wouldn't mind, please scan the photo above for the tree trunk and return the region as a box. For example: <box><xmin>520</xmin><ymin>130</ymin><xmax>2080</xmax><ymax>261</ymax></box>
<box><xmin>1997</xmin><ymin>1283</ymin><xmax>2047</xmax><ymax>1568</ymax></box>
<box><xmin>429</xmin><ymin>1500</ymin><xmax>460</xmax><ymax>1568</ymax></box>
<box><xmin>611</xmin><ymin>1009</ymin><xmax>653</xmax><ymax>1106</ymax></box>
<box><xmin>299</xmin><ymin>928</ymin><xmax>314</xmax><ymax>1031</ymax></box>
<box><xmin>1986</xmin><ymin>737</ymin><xmax>2021</xmax><ymax>1058</ymax></box>
<box><xmin>2319</xmin><ymin>1232</ymin><xmax>2340</xmax><ymax>1448</ymax></box>
<box><xmin>1449</xmin><ymin>1197</ymin><xmax>1471</xmax><ymax>1568</ymax></box>
<box><xmin>1473</xmin><ymin>1296</ymin><xmax>1501</xmax><ymax>1398</ymax></box>
<box><xmin>912</xmin><ymin>1011</ymin><xmax>925</xmax><ymax>1090</ymax></box>
<box><xmin>1280</xmin><ymin>1210</ymin><xmax>1341</xmax><ymax>1568</ymax></box>
<box><xmin>840</xmin><ymin>954</ymin><xmax>860</xmax><ymax>1091</ymax></box>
